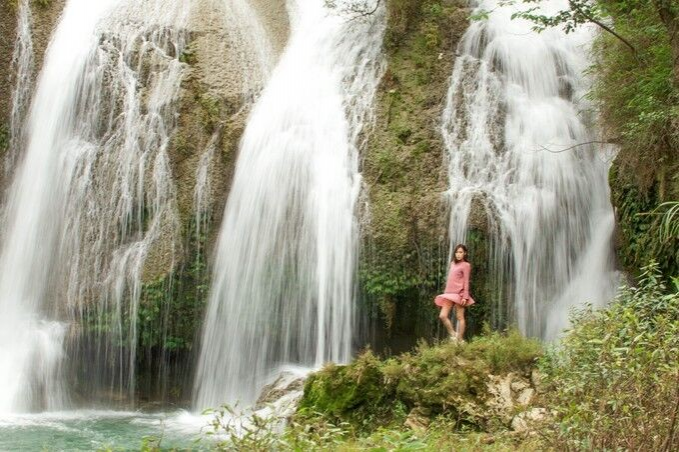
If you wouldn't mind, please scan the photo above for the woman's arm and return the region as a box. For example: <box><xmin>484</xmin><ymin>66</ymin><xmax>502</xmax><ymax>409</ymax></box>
<box><xmin>461</xmin><ymin>263</ymin><xmax>471</xmax><ymax>301</ymax></box>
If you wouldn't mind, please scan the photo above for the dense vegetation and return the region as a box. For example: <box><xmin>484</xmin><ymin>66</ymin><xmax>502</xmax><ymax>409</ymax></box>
<box><xmin>192</xmin><ymin>264</ymin><xmax>677</xmax><ymax>451</ymax></box>
<box><xmin>588</xmin><ymin>0</ymin><xmax>679</xmax><ymax>279</ymax></box>
<box><xmin>540</xmin><ymin>263</ymin><xmax>679</xmax><ymax>450</ymax></box>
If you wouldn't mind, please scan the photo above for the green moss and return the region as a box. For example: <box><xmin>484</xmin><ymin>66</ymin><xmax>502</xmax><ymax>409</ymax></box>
<box><xmin>197</xmin><ymin>92</ymin><xmax>222</xmax><ymax>133</ymax></box>
<box><xmin>178</xmin><ymin>47</ymin><xmax>197</xmax><ymax>65</ymax></box>
<box><xmin>593</xmin><ymin>1</ymin><xmax>678</xmax><ymax>281</ymax></box>
<box><xmin>297</xmin><ymin>330</ymin><xmax>542</xmax><ymax>432</ymax></box>
<box><xmin>300</xmin><ymin>351</ymin><xmax>391</xmax><ymax>425</ymax></box>
<box><xmin>33</xmin><ymin>0</ymin><xmax>52</xmax><ymax>8</ymax></box>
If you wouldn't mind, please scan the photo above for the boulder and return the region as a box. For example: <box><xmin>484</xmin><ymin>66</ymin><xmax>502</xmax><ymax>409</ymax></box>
<box><xmin>255</xmin><ymin>371</ymin><xmax>306</xmax><ymax>410</ymax></box>
<box><xmin>511</xmin><ymin>407</ymin><xmax>550</xmax><ymax>432</ymax></box>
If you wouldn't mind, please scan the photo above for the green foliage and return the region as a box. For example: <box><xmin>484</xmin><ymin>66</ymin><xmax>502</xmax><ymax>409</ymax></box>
<box><xmin>298</xmin><ymin>330</ymin><xmax>541</xmax><ymax>432</ymax></box>
<box><xmin>299</xmin><ymin>350</ymin><xmax>393</xmax><ymax>428</ymax></box>
<box><xmin>204</xmin><ymin>405</ymin><xmax>283</xmax><ymax>451</ymax></box>
<box><xmin>611</xmin><ymin>166</ymin><xmax>679</xmax><ymax>278</ymax></box>
<box><xmin>198</xmin><ymin>93</ymin><xmax>222</xmax><ymax>133</ymax></box>
<box><xmin>508</xmin><ymin>0</ymin><xmax>605</xmax><ymax>34</ymax></box>
<box><xmin>204</xmin><ymin>405</ymin><xmax>541</xmax><ymax>451</ymax></box>
<box><xmin>590</xmin><ymin>1</ymin><xmax>678</xmax><ymax>187</ymax></box>
<box><xmin>198</xmin><ymin>332</ymin><xmax>542</xmax><ymax>450</ymax></box>
<box><xmin>137</xmin><ymin>217</ymin><xmax>210</xmax><ymax>352</ymax></box>
<box><xmin>656</xmin><ymin>201</ymin><xmax>679</xmax><ymax>242</ymax></box>
<box><xmin>540</xmin><ymin>262</ymin><xmax>679</xmax><ymax>450</ymax></box>
<box><xmin>384</xmin><ymin>0</ymin><xmax>426</xmax><ymax>48</ymax></box>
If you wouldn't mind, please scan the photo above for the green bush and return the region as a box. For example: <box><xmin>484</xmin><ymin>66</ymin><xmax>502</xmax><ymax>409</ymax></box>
<box><xmin>541</xmin><ymin>262</ymin><xmax>679</xmax><ymax>450</ymax></box>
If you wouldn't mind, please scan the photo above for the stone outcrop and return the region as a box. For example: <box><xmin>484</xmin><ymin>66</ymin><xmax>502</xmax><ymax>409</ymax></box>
<box><xmin>144</xmin><ymin>0</ymin><xmax>288</xmax><ymax>281</ymax></box>
<box><xmin>0</xmin><ymin>0</ymin><xmax>65</xmax><ymax>153</ymax></box>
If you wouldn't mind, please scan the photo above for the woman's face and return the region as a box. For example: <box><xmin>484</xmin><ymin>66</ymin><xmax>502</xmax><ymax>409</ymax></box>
<box><xmin>455</xmin><ymin>248</ymin><xmax>465</xmax><ymax>261</ymax></box>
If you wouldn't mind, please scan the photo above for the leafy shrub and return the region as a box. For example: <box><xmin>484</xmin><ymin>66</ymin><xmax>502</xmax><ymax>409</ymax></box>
<box><xmin>541</xmin><ymin>262</ymin><xmax>679</xmax><ymax>450</ymax></box>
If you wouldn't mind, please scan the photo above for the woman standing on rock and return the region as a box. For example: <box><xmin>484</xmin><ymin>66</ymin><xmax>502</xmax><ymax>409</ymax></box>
<box><xmin>435</xmin><ymin>244</ymin><xmax>475</xmax><ymax>343</ymax></box>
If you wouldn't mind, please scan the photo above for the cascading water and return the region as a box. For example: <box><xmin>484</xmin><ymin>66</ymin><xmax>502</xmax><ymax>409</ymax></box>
<box><xmin>5</xmin><ymin>0</ymin><xmax>34</xmax><ymax>175</ymax></box>
<box><xmin>0</xmin><ymin>0</ymin><xmax>191</xmax><ymax>413</ymax></box>
<box><xmin>192</xmin><ymin>0</ymin><xmax>276</xmax><ymax>263</ymax></box>
<box><xmin>193</xmin><ymin>0</ymin><xmax>385</xmax><ymax>409</ymax></box>
<box><xmin>441</xmin><ymin>0</ymin><xmax>619</xmax><ymax>339</ymax></box>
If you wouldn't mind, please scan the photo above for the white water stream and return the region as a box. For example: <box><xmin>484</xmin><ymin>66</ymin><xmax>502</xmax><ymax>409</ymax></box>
<box><xmin>194</xmin><ymin>0</ymin><xmax>386</xmax><ymax>409</ymax></box>
<box><xmin>442</xmin><ymin>0</ymin><xmax>619</xmax><ymax>339</ymax></box>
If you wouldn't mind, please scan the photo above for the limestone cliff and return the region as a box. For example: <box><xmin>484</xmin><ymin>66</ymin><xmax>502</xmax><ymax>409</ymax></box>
<box><xmin>359</xmin><ymin>0</ymin><xmax>474</xmax><ymax>348</ymax></box>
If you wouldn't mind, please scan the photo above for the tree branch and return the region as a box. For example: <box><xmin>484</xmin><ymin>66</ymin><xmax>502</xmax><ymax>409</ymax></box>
<box><xmin>568</xmin><ymin>1</ymin><xmax>638</xmax><ymax>55</ymax></box>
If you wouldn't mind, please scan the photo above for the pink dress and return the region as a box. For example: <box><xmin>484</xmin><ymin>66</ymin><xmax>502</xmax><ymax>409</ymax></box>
<box><xmin>434</xmin><ymin>261</ymin><xmax>475</xmax><ymax>307</ymax></box>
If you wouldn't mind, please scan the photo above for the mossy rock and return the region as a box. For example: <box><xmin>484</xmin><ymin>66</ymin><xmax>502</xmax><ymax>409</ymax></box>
<box><xmin>297</xmin><ymin>330</ymin><xmax>542</xmax><ymax>432</ymax></box>
<box><xmin>300</xmin><ymin>351</ymin><xmax>390</xmax><ymax>421</ymax></box>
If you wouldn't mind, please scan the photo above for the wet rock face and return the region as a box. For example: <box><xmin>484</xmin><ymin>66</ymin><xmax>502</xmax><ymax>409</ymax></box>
<box><xmin>145</xmin><ymin>0</ymin><xmax>290</xmax><ymax>281</ymax></box>
<box><xmin>0</xmin><ymin>2</ymin><xmax>18</xmax><ymax>125</ymax></box>
<box><xmin>255</xmin><ymin>371</ymin><xmax>306</xmax><ymax>410</ymax></box>
<box><xmin>1</xmin><ymin>0</ymin><xmax>65</xmax><ymax>127</ymax></box>
<box><xmin>0</xmin><ymin>0</ymin><xmax>65</xmax><ymax>193</ymax></box>
<box><xmin>31</xmin><ymin>0</ymin><xmax>67</xmax><ymax>71</ymax></box>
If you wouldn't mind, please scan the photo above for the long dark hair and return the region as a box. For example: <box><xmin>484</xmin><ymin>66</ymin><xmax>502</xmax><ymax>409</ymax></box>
<box><xmin>452</xmin><ymin>243</ymin><xmax>469</xmax><ymax>263</ymax></box>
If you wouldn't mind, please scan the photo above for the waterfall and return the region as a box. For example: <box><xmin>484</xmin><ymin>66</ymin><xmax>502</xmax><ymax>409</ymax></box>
<box><xmin>0</xmin><ymin>0</ymin><xmax>191</xmax><ymax>413</ymax></box>
<box><xmin>192</xmin><ymin>0</ymin><xmax>276</xmax><ymax>264</ymax></box>
<box><xmin>6</xmin><ymin>0</ymin><xmax>34</xmax><ymax>175</ymax></box>
<box><xmin>441</xmin><ymin>0</ymin><xmax>619</xmax><ymax>339</ymax></box>
<box><xmin>193</xmin><ymin>0</ymin><xmax>385</xmax><ymax>409</ymax></box>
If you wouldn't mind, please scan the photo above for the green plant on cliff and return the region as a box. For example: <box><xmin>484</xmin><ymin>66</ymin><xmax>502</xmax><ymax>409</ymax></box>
<box><xmin>657</xmin><ymin>201</ymin><xmax>679</xmax><ymax>242</ymax></box>
<box><xmin>588</xmin><ymin>1</ymin><xmax>678</xmax><ymax>189</ymax></box>
<box><xmin>137</xmin><ymin>218</ymin><xmax>210</xmax><ymax>352</ymax></box>
<box><xmin>540</xmin><ymin>262</ymin><xmax>679</xmax><ymax>450</ymax></box>
<box><xmin>611</xmin><ymin>171</ymin><xmax>679</xmax><ymax>278</ymax></box>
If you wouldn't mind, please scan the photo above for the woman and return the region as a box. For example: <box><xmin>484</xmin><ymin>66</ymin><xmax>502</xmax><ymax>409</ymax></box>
<box><xmin>434</xmin><ymin>244</ymin><xmax>475</xmax><ymax>343</ymax></box>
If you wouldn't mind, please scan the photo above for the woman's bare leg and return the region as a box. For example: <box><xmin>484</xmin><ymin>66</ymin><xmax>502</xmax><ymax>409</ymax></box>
<box><xmin>455</xmin><ymin>305</ymin><xmax>466</xmax><ymax>341</ymax></box>
<box><xmin>439</xmin><ymin>302</ymin><xmax>456</xmax><ymax>337</ymax></box>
